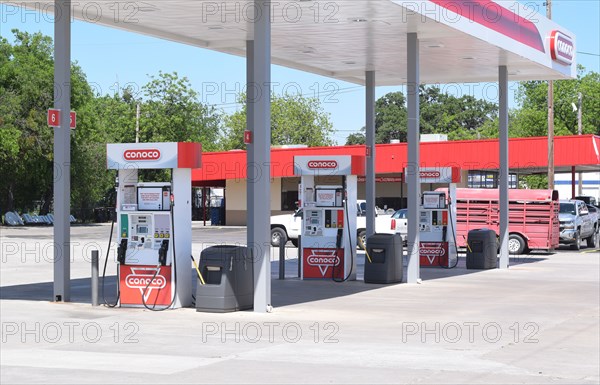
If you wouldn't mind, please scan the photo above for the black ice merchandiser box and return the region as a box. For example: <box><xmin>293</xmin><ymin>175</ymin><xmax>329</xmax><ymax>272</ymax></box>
<box><xmin>364</xmin><ymin>233</ymin><xmax>403</xmax><ymax>284</ymax></box>
<box><xmin>196</xmin><ymin>245</ymin><xmax>253</xmax><ymax>312</ymax></box>
<box><xmin>466</xmin><ymin>229</ymin><xmax>498</xmax><ymax>269</ymax></box>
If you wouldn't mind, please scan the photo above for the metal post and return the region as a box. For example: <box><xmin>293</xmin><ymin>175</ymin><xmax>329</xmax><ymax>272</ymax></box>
<box><xmin>203</xmin><ymin>187</ymin><xmax>207</xmax><ymax>226</ymax></box>
<box><xmin>406</xmin><ymin>33</ymin><xmax>421</xmax><ymax>284</ymax></box>
<box><xmin>571</xmin><ymin>166</ymin><xmax>576</xmax><ymax>199</ymax></box>
<box><xmin>366</xmin><ymin>71</ymin><xmax>376</xmax><ymax>237</ymax></box>
<box><xmin>135</xmin><ymin>104</ymin><xmax>140</xmax><ymax>143</ymax></box>
<box><xmin>91</xmin><ymin>250</ymin><xmax>99</xmax><ymax>306</ymax></box>
<box><xmin>53</xmin><ymin>0</ymin><xmax>72</xmax><ymax>302</ymax></box>
<box><xmin>297</xmin><ymin>235</ymin><xmax>302</xmax><ymax>278</ymax></box>
<box><xmin>499</xmin><ymin>66</ymin><xmax>509</xmax><ymax>269</ymax></box>
<box><xmin>249</xmin><ymin>1</ymin><xmax>272</xmax><ymax>312</ymax></box>
<box><xmin>279</xmin><ymin>242</ymin><xmax>285</xmax><ymax>280</ymax></box>
<box><xmin>577</xmin><ymin>92</ymin><xmax>583</xmax><ymax>195</ymax></box>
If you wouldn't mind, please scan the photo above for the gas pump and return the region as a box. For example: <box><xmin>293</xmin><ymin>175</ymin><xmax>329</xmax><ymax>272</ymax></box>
<box><xmin>107</xmin><ymin>142</ymin><xmax>202</xmax><ymax>309</ymax></box>
<box><xmin>294</xmin><ymin>156</ymin><xmax>365</xmax><ymax>281</ymax></box>
<box><xmin>414</xmin><ymin>168</ymin><xmax>460</xmax><ymax>268</ymax></box>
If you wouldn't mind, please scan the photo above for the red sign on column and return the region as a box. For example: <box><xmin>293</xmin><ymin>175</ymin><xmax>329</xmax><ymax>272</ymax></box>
<box><xmin>244</xmin><ymin>130</ymin><xmax>252</xmax><ymax>144</ymax></box>
<box><xmin>48</xmin><ymin>109</ymin><xmax>60</xmax><ymax>127</ymax></box>
<box><xmin>47</xmin><ymin>109</ymin><xmax>77</xmax><ymax>129</ymax></box>
<box><xmin>69</xmin><ymin>111</ymin><xmax>77</xmax><ymax>129</ymax></box>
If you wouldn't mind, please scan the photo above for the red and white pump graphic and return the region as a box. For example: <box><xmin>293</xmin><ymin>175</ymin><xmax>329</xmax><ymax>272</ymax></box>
<box><xmin>119</xmin><ymin>265</ymin><xmax>172</xmax><ymax>306</ymax></box>
<box><xmin>303</xmin><ymin>248</ymin><xmax>344</xmax><ymax>279</ymax></box>
<box><xmin>125</xmin><ymin>267</ymin><xmax>167</xmax><ymax>301</ymax></box>
<box><xmin>419</xmin><ymin>242</ymin><xmax>449</xmax><ymax>267</ymax></box>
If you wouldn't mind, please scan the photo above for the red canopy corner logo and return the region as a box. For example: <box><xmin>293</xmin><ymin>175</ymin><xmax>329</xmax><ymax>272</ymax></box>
<box><xmin>308</xmin><ymin>160</ymin><xmax>338</xmax><ymax>169</ymax></box>
<box><xmin>124</xmin><ymin>149</ymin><xmax>161</xmax><ymax>161</ymax></box>
<box><xmin>550</xmin><ymin>31</ymin><xmax>574</xmax><ymax>65</ymax></box>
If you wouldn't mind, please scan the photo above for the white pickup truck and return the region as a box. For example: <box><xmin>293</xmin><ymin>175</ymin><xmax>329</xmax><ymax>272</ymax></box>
<box><xmin>270</xmin><ymin>201</ymin><xmax>405</xmax><ymax>248</ymax></box>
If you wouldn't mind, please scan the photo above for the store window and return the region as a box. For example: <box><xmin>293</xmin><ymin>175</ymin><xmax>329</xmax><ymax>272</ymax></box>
<box><xmin>468</xmin><ymin>171</ymin><xmax>517</xmax><ymax>189</ymax></box>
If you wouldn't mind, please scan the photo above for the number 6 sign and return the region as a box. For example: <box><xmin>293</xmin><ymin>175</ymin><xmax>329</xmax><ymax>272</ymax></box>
<box><xmin>48</xmin><ymin>109</ymin><xmax>77</xmax><ymax>129</ymax></box>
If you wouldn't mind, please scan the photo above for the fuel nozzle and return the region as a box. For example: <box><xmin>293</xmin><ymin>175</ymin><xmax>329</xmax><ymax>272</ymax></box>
<box><xmin>117</xmin><ymin>239</ymin><xmax>128</xmax><ymax>264</ymax></box>
<box><xmin>158</xmin><ymin>240</ymin><xmax>169</xmax><ymax>266</ymax></box>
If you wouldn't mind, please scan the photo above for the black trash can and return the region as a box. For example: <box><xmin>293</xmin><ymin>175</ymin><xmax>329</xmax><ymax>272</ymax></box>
<box><xmin>364</xmin><ymin>233</ymin><xmax>403</xmax><ymax>284</ymax></box>
<box><xmin>196</xmin><ymin>245</ymin><xmax>254</xmax><ymax>312</ymax></box>
<box><xmin>466</xmin><ymin>229</ymin><xmax>498</xmax><ymax>269</ymax></box>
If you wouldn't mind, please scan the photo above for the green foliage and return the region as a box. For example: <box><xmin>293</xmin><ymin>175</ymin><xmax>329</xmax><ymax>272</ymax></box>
<box><xmin>512</xmin><ymin>66</ymin><xmax>600</xmax><ymax>137</ymax></box>
<box><xmin>345</xmin><ymin>132</ymin><xmax>366</xmax><ymax>145</ymax></box>
<box><xmin>0</xmin><ymin>30</ymin><xmax>93</xmax><ymax>214</ymax></box>
<box><xmin>221</xmin><ymin>93</ymin><xmax>334</xmax><ymax>150</ymax></box>
<box><xmin>140</xmin><ymin>72</ymin><xmax>221</xmax><ymax>150</ymax></box>
<box><xmin>0</xmin><ymin>31</ymin><xmax>225</xmax><ymax>218</ymax></box>
<box><xmin>520</xmin><ymin>175</ymin><xmax>548</xmax><ymax>190</ymax></box>
<box><xmin>374</xmin><ymin>92</ymin><xmax>408</xmax><ymax>143</ymax></box>
<box><xmin>347</xmin><ymin>86</ymin><xmax>498</xmax><ymax>144</ymax></box>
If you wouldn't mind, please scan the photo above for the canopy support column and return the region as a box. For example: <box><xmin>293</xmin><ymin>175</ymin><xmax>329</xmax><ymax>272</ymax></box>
<box><xmin>53</xmin><ymin>0</ymin><xmax>72</xmax><ymax>302</ymax></box>
<box><xmin>248</xmin><ymin>1</ymin><xmax>272</xmax><ymax>312</ymax></box>
<box><xmin>406</xmin><ymin>33</ymin><xmax>421</xmax><ymax>284</ymax></box>
<box><xmin>499</xmin><ymin>65</ymin><xmax>509</xmax><ymax>269</ymax></box>
<box><xmin>365</xmin><ymin>71</ymin><xmax>376</xmax><ymax>237</ymax></box>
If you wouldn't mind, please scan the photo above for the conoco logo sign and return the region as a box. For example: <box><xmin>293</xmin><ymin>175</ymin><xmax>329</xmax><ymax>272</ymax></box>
<box><xmin>306</xmin><ymin>250</ymin><xmax>340</xmax><ymax>276</ymax></box>
<box><xmin>419</xmin><ymin>247</ymin><xmax>446</xmax><ymax>257</ymax></box>
<box><xmin>126</xmin><ymin>275</ymin><xmax>166</xmax><ymax>289</ymax></box>
<box><xmin>420</xmin><ymin>171</ymin><xmax>441</xmax><ymax>178</ymax></box>
<box><xmin>308</xmin><ymin>160</ymin><xmax>338</xmax><ymax>169</ymax></box>
<box><xmin>125</xmin><ymin>268</ymin><xmax>167</xmax><ymax>300</ymax></box>
<box><xmin>124</xmin><ymin>149</ymin><xmax>161</xmax><ymax>161</ymax></box>
<box><xmin>550</xmin><ymin>31</ymin><xmax>574</xmax><ymax>65</ymax></box>
<box><xmin>307</xmin><ymin>255</ymin><xmax>340</xmax><ymax>267</ymax></box>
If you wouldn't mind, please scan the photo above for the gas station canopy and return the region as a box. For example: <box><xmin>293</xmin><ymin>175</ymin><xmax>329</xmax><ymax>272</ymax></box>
<box><xmin>20</xmin><ymin>0</ymin><xmax>576</xmax><ymax>84</ymax></box>
<box><xmin>25</xmin><ymin>0</ymin><xmax>578</xmax><ymax>308</ymax></box>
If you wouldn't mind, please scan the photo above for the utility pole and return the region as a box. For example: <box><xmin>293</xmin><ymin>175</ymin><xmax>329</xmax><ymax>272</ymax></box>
<box><xmin>577</xmin><ymin>92</ymin><xmax>583</xmax><ymax>195</ymax></box>
<box><xmin>547</xmin><ymin>0</ymin><xmax>555</xmax><ymax>190</ymax></box>
<box><xmin>135</xmin><ymin>103</ymin><xmax>140</xmax><ymax>143</ymax></box>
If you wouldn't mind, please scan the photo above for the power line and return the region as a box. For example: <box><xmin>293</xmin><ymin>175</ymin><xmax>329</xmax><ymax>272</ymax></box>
<box><xmin>577</xmin><ymin>51</ymin><xmax>600</xmax><ymax>57</ymax></box>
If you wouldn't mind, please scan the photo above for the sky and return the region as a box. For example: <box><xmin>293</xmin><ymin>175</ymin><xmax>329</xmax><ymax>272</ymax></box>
<box><xmin>1</xmin><ymin>1</ymin><xmax>599</xmax><ymax>145</ymax></box>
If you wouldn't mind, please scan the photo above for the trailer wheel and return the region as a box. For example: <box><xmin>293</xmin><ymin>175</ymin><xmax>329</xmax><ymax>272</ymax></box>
<box><xmin>508</xmin><ymin>234</ymin><xmax>526</xmax><ymax>255</ymax></box>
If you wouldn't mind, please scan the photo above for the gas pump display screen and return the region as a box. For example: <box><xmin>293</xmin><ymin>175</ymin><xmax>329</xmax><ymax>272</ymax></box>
<box><xmin>137</xmin><ymin>187</ymin><xmax>171</xmax><ymax>211</ymax></box>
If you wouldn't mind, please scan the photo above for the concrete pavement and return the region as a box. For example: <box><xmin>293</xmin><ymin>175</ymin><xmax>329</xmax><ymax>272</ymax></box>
<box><xmin>1</xmin><ymin>224</ymin><xmax>598</xmax><ymax>384</ymax></box>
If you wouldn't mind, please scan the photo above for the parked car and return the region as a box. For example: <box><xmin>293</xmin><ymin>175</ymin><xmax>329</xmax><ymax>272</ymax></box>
<box><xmin>390</xmin><ymin>209</ymin><xmax>408</xmax><ymax>241</ymax></box>
<box><xmin>559</xmin><ymin>199</ymin><xmax>598</xmax><ymax>250</ymax></box>
<box><xmin>586</xmin><ymin>204</ymin><xmax>600</xmax><ymax>234</ymax></box>
<box><xmin>575</xmin><ymin>196</ymin><xmax>598</xmax><ymax>207</ymax></box>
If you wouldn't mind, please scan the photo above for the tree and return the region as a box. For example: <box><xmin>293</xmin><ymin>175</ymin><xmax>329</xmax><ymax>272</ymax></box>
<box><xmin>512</xmin><ymin>66</ymin><xmax>600</xmax><ymax>137</ymax></box>
<box><xmin>139</xmin><ymin>72</ymin><xmax>221</xmax><ymax>150</ymax></box>
<box><xmin>221</xmin><ymin>93</ymin><xmax>334</xmax><ymax>150</ymax></box>
<box><xmin>419</xmin><ymin>87</ymin><xmax>498</xmax><ymax>140</ymax></box>
<box><xmin>345</xmin><ymin>87</ymin><xmax>498</xmax><ymax>144</ymax></box>
<box><xmin>0</xmin><ymin>30</ymin><xmax>93</xmax><ymax>214</ymax></box>
<box><xmin>345</xmin><ymin>132</ymin><xmax>366</xmax><ymax>145</ymax></box>
<box><xmin>374</xmin><ymin>91</ymin><xmax>408</xmax><ymax>143</ymax></box>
